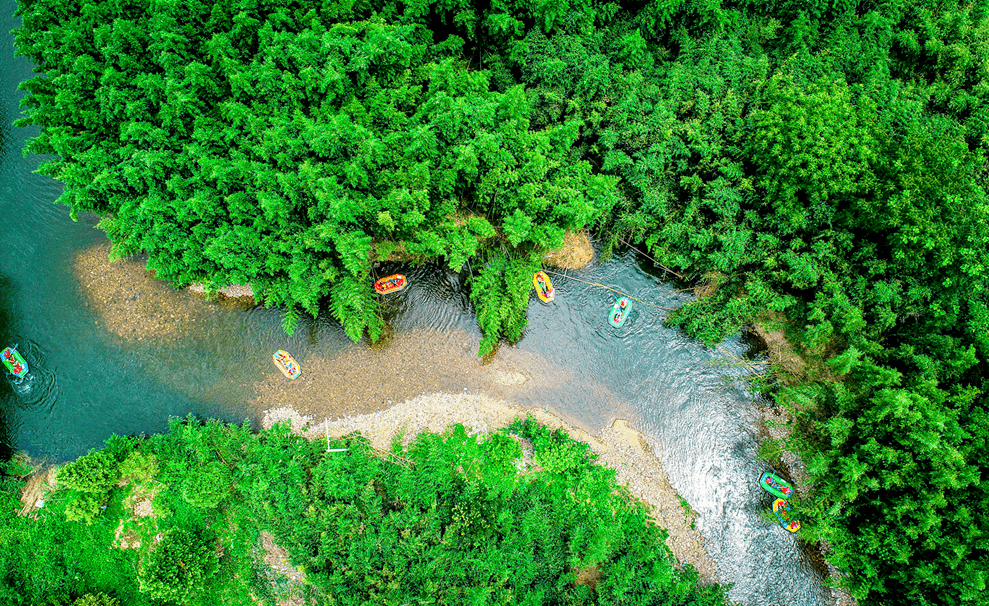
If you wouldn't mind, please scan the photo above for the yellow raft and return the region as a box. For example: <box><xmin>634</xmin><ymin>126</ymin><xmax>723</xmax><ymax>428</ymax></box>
<box><xmin>272</xmin><ymin>350</ymin><xmax>301</xmax><ymax>380</ymax></box>
<box><xmin>533</xmin><ymin>271</ymin><xmax>554</xmax><ymax>302</ymax></box>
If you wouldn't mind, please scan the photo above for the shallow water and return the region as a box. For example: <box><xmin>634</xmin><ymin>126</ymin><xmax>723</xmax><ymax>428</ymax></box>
<box><xmin>0</xmin><ymin>3</ymin><xmax>830</xmax><ymax>604</ymax></box>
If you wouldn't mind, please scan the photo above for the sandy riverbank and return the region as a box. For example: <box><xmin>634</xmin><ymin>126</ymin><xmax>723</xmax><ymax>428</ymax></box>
<box><xmin>250</xmin><ymin>326</ymin><xmax>625</xmax><ymax>430</ymax></box>
<box><xmin>261</xmin><ymin>392</ymin><xmax>720</xmax><ymax>585</ymax></box>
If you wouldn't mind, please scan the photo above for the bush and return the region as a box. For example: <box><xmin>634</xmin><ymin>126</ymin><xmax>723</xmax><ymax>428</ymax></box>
<box><xmin>73</xmin><ymin>593</ymin><xmax>118</xmax><ymax>606</ymax></box>
<box><xmin>138</xmin><ymin>528</ymin><xmax>219</xmax><ymax>603</ymax></box>
<box><xmin>64</xmin><ymin>490</ymin><xmax>105</xmax><ymax>524</ymax></box>
<box><xmin>118</xmin><ymin>451</ymin><xmax>158</xmax><ymax>485</ymax></box>
<box><xmin>56</xmin><ymin>450</ymin><xmax>119</xmax><ymax>493</ymax></box>
<box><xmin>181</xmin><ymin>462</ymin><xmax>232</xmax><ymax>509</ymax></box>
<box><xmin>513</xmin><ymin>416</ymin><xmax>595</xmax><ymax>474</ymax></box>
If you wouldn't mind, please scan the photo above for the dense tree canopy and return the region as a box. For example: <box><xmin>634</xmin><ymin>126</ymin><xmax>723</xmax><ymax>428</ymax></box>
<box><xmin>13</xmin><ymin>1</ymin><xmax>989</xmax><ymax>604</ymax></box>
<box><xmin>15</xmin><ymin>0</ymin><xmax>621</xmax><ymax>344</ymax></box>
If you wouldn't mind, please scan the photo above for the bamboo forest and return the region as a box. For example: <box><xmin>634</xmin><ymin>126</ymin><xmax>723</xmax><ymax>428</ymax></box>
<box><xmin>3</xmin><ymin>0</ymin><xmax>988</xmax><ymax>605</ymax></box>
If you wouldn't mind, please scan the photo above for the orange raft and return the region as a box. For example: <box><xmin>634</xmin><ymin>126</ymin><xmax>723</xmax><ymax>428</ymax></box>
<box><xmin>533</xmin><ymin>271</ymin><xmax>554</xmax><ymax>302</ymax></box>
<box><xmin>374</xmin><ymin>274</ymin><xmax>407</xmax><ymax>295</ymax></box>
<box><xmin>272</xmin><ymin>350</ymin><xmax>301</xmax><ymax>380</ymax></box>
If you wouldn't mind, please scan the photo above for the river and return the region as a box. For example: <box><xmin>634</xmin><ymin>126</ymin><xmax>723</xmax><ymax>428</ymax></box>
<box><xmin>0</xmin><ymin>4</ymin><xmax>835</xmax><ymax>605</ymax></box>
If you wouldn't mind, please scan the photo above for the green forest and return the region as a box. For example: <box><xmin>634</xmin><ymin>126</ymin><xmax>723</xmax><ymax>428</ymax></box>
<box><xmin>11</xmin><ymin>0</ymin><xmax>989</xmax><ymax>604</ymax></box>
<box><xmin>0</xmin><ymin>416</ymin><xmax>727</xmax><ymax>606</ymax></box>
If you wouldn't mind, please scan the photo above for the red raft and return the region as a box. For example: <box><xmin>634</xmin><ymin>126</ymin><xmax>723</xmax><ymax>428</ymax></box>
<box><xmin>374</xmin><ymin>274</ymin><xmax>407</xmax><ymax>295</ymax></box>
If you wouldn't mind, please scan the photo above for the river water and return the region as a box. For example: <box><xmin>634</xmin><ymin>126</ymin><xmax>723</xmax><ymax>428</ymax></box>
<box><xmin>0</xmin><ymin>4</ymin><xmax>832</xmax><ymax>605</ymax></box>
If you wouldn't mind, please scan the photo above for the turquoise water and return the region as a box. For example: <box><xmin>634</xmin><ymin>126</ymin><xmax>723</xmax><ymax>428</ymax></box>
<box><xmin>0</xmin><ymin>4</ymin><xmax>832</xmax><ymax>604</ymax></box>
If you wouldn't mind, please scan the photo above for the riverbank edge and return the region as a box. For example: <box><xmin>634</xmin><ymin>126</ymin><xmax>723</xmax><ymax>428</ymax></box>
<box><xmin>261</xmin><ymin>390</ymin><xmax>721</xmax><ymax>585</ymax></box>
<box><xmin>748</xmin><ymin>322</ymin><xmax>857</xmax><ymax>606</ymax></box>
<box><xmin>185</xmin><ymin>228</ymin><xmax>594</xmax><ymax>301</ymax></box>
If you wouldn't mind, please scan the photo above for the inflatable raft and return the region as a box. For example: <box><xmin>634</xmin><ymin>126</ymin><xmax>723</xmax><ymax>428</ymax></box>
<box><xmin>2</xmin><ymin>345</ymin><xmax>28</xmax><ymax>378</ymax></box>
<box><xmin>273</xmin><ymin>350</ymin><xmax>301</xmax><ymax>380</ymax></box>
<box><xmin>374</xmin><ymin>274</ymin><xmax>407</xmax><ymax>295</ymax></box>
<box><xmin>773</xmin><ymin>498</ymin><xmax>801</xmax><ymax>532</ymax></box>
<box><xmin>609</xmin><ymin>297</ymin><xmax>631</xmax><ymax>327</ymax></box>
<box><xmin>759</xmin><ymin>472</ymin><xmax>794</xmax><ymax>499</ymax></box>
<box><xmin>533</xmin><ymin>271</ymin><xmax>554</xmax><ymax>302</ymax></box>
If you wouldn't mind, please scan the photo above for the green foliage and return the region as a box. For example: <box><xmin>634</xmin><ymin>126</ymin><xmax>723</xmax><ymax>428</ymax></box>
<box><xmin>0</xmin><ymin>467</ymin><xmax>142</xmax><ymax>605</ymax></box>
<box><xmin>0</xmin><ymin>417</ymin><xmax>727</xmax><ymax>606</ymax></box>
<box><xmin>72</xmin><ymin>593</ymin><xmax>118</xmax><ymax>606</ymax></box>
<box><xmin>137</xmin><ymin>528</ymin><xmax>219</xmax><ymax>603</ymax></box>
<box><xmin>182</xmin><ymin>462</ymin><xmax>233</xmax><ymax>509</ymax></box>
<box><xmin>63</xmin><ymin>491</ymin><xmax>104</xmax><ymax>525</ymax></box>
<box><xmin>56</xmin><ymin>450</ymin><xmax>119</xmax><ymax>494</ymax></box>
<box><xmin>747</xmin><ymin>68</ymin><xmax>875</xmax><ymax>236</ymax></box>
<box><xmin>117</xmin><ymin>451</ymin><xmax>158</xmax><ymax>485</ymax></box>
<box><xmin>1</xmin><ymin>454</ymin><xmax>33</xmax><ymax>478</ymax></box>
<box><xmin>264</xmin><ymin>417</ymin><xmax>725</xmax><ymax>605</ymax></box>
<box><xmin>514</xmin><ymin>415</ymin><xmax>596</xmax><ymax>474</ymax></box>
<box><xmin>471</xmin><ymin>251</ymin><xmax>541</xmax><ymax>355</ymax></box>
<box><xmin>0</xmin><ymin>419</ymin><xmax>725</xmax><ymax>606</ymax></box>
<box><xmin>757</xmin><ymin>436</ymin><xmax>784</xmax><ymax>464</ymax></box>
<box><xmin>485</xmin><ymin>431</ymin><xmax>523</xmax><ymax>473</ymax></box>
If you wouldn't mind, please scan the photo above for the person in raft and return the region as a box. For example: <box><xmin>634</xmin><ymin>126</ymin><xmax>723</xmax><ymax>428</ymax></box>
<box><xmin>538</xmin><ymin>276</ymin><xmax>551</xmax><ymax>295</ymax></box>
<box><xmin>612</xmin><ymin>299</ymin><xmax>626</xmax><ymax>322</ymax></box>
<box><xmin>765</xmin><ymin>475</ymin><xmax>792</xmax><ymax>496</ymax></box>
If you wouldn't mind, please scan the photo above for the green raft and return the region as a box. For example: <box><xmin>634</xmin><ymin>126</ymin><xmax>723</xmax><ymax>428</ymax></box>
<box><xmin>609</xmin><ymin>297</ymin><xmax>631</xmax><ymax>327</ymax></box>
<box><xmin>759</xmin><ymin>472</ymin><xmax>794</xmax><ymax>499</ymax></box>
<box><xmin>2</xmin><ymin>344</ymin><xmax>29</xmax><ymax>378</ymax></box>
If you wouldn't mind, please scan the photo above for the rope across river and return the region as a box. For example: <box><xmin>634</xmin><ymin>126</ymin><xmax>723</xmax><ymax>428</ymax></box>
<box><xmin>543</xmin><ymin>270</ymin><xmax>763</xmax><ymax>374</ymax></box>
<box><xmin>542</xmin><ymin>270</ymin><xmax>671</xmax><ymax>312</ymax></box>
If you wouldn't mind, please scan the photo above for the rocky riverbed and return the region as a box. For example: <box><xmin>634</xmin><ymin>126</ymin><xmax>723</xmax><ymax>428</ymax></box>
<box><xmin>74</xmin><ymin>242</ymin><xmax>254</xmax><ymax>342</ymax></box>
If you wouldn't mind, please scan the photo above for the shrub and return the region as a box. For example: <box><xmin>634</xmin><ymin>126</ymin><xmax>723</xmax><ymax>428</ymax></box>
<box><xmin>73</xmin><ymin>593</ymin><xmax>118</xmax><ymax>606</ymax></box>
<box><xmin>181</xmin><ymin>462</ymin><xmax>232</xmax><ymax>509</ymax></box>
<box><xmin>138</xmin><ymin>528</ymin><xmax>219</xmax><ymax>603</ymax></box>
<box><xmin>118</xmin><ymin>451</ymin><xmax>158</xmax><ymax>485</ymax></box>
<box><xmin>56</xmin><ymin>450</ymin><xmax>119</xmax><ymax>493</ymax></box>
<box><xmin>514</xmin><ymin>416</ymin><xmax>595</xmax><ymax>474</ymax></box>
<box><xmin>64</xmin><ymin>490</ymin><xmax>104</xmax><ymax>524</ymax></box>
